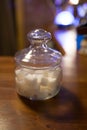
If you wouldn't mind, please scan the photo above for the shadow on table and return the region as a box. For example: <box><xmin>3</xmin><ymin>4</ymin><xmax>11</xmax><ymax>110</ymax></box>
<box><xmin>19</xmin><ymin>86</ymin><xmax>84</xmax><ymax>123</ymax></box>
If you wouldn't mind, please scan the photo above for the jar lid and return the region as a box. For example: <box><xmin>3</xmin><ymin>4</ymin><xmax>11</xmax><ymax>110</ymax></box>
<box><xmin>15</xmin><ymin>29</ymin><xmax>62</xmax><ymax>69</ymax></box>
<box><xmin>27</xmin><ymin>28</ymin><xmax>51</xmax><ymax>40</ymax></box>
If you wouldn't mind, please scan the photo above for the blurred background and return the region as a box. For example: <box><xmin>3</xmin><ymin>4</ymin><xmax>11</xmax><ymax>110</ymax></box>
<box><xmin>0</xmin><ymin>0</ymin><xmax>87</xmax><ymax>56</ymax></box>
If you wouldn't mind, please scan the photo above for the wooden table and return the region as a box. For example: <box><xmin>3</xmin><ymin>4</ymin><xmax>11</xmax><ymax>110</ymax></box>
<box><xmin>0</xmin><ymin>54</ymin><xmax>87</xmax><ymax>130</ymax></box>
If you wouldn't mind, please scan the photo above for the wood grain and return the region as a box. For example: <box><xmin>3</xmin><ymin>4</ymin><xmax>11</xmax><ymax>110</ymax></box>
<box><xmin>0</xmin><ymin>55</ymin><xmax>87</xmax><ymax>130</ymax></box>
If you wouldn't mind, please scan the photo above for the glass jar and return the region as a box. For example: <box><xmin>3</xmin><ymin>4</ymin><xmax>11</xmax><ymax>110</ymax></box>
<box><xmin>15</xmin><ymin>29</ymin><xmax>62</xmax><ymax>100</ymax></box>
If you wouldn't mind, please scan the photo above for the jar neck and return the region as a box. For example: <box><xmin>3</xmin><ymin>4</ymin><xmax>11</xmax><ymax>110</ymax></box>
<box><xmin>30</xmin><ymin>39</ymin><xmax>48</xmax><ymax>49</ymax></box>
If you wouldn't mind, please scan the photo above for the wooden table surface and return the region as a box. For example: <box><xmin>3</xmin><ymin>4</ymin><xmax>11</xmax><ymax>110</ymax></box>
<box><xmin>0</xmin><ymin>54</ymin><xmax>87</xmax><ymax>130</ymax></box>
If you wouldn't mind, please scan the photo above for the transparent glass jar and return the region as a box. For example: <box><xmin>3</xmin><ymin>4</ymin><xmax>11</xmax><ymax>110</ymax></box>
<box><xmin>15</xmin><ymin>29</ymin><xmax>62</xmax><ymax>100</ymax></box>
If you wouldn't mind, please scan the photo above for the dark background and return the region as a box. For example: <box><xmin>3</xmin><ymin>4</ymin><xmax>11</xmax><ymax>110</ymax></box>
<box><xmin>0</xmin><ymin>0</ymin><xmax>86</xmax><ymax>56</ymax></box>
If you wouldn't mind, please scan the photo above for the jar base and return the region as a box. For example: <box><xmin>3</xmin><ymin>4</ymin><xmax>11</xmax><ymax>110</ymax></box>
<box><xmin>17</xmin><ymin>87</ymin><xmax>61</xmax><ymax>101</ymax></box>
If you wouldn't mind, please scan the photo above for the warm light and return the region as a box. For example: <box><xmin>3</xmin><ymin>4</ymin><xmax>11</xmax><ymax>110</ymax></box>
<box><xmin>69</xmin><ymin>0</ymin><xmax>79</xmax><ymax>5</ymax></box>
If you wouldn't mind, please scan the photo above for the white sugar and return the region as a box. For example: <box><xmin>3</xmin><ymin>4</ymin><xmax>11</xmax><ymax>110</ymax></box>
<box><xmin>15</xmin><ymin>67</ymin><xmax>61</xmax><ymax>99</ymax></box>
